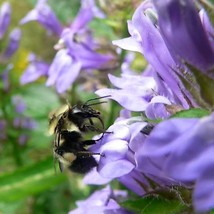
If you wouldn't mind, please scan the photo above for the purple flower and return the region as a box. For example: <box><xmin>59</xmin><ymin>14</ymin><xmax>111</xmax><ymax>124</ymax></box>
<box><xmin>18</xmin><ymin>134</ymin><xmax>28</xmax><ymax>145</ymax></box>
<box><xmin>153</xmin><ymin>0</ymin><xmax>214</xmax><ymax>73</ymax></box>
<box><xmin>46</xmin><ymin>0</ymin><xmax>112</xmax><ymax>93</ymax></box>
<box><xmin>69</xmin><ymin>185</ymin><xmax>131</xmax><ymax>214</ymax></box>
<box><xmin>199</xmin><ymin>9</ymin><xmax>214</xmax><ymax>51</ymax></box>
<box><xmin>13</xmin><ymin>116</ymin><xmax>36</xmax><ymax>130</ymax></box>
<box><xmin>20</xmin><ymin>0</ymin><xmax>62</xmax><ymax>36</ymax></box>
<box><xmin>3</xmin><ymin>28</ymin><xmax>21</xmax><ymax>58</ymax></box>
<box><xmin>12</xmin><ymin>95</ymin><xmax>26</xmax><ymax>114</ymax></box>
<box><xmin>70</xmin><ymin>0</ymin><xmax>105</xmax><ymax>34</ymax></box>
<box><xmin>0</xmin><ymin>120</ymin><xmax>7</xmax><ymax>140</ymax></box>
<box><xmin>61</xmin><ymin>28</ymin><xmax>113</xmax><ymax>69</ymax></box>
<box><xmin>20</xmin><ymin>0</ymin><xmax>113</xmax><ymax>93</ymax></box>
<box><xmin>0</xmin><ymin>2</ymin><xmax>11</xmax><ymax>39</ymax></box>
<box><xmin>20</xmin><ymin>53</ymin><xmax>49</xmax><ymax>84</ymax></box>
<box><xmin>46</xmin><ymin>49</ymin><xmax>82</xmax><ymax>93</ymax></box>
<box><xmin>112</xmin><ymin>2</ymin><xmax>189</xmax><ymax>108</ymax></box>
<box><xmin>96</xmin><ymin>73</ymin><xmax>172</xmax><ymax>119</ymax></box>
<box><xmin>137</xmin><ymin>114</ymin><xmax>214</xmax><ymax>212</ymax></box>
<box><xmin>84</xmin><ymin>117</ymin><xmax>177</xmax><ymax>196</ymax></box>
<box><xmin>0</xmin><ymin>64</ymin><xmax>12</xmax><ymax>91</ymax></box>
<box><xmin>112</xmin><ymin>0</ymin><xmax>214</xmax><ymax>109</ymax></box>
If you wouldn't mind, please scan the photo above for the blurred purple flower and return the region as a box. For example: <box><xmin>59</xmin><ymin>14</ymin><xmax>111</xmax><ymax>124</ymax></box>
<box><xmin>0</xmin><ymin>2</ymin><xmax>11</xmax><ymax>39</ymax></box>
<box><xmin>69</xmin><ymin>185</ymin><xmax>131</xmax><ymax>214</ymax></box>
<box><xmin>46</xmin><ymin>49</ymin><xmax>81</xmax><ymax>93</ymax></box>
<box><xmin>3</xmin><ymin>28</ymin><xmax>21</xmax><ymax>58</ymax></box>
<box><xmin>138</xmin><ymin>114</ymin><xmax>214</xmax><ymax>212</ymax></box>
<box><xmin>0</xmin><ymin>119</ymin><xmax>7</xmax><ymax>140</ymax></box>
<box><xmin>12</xmin><ymin>95</ymin><xmax>37</xmax><ymax>131</ymax></box>
<box><xmin>20</xmin><ymin>53</ymin><xmax>49</xmax><ymax>84</ymax></box>
<box><xmin>0</xmin><ymin>64</ymin><xmax>12</xmax><ymax>91</ymax></box>
<box><xmin>60</xmin><ymin>28</ymin><xmax>112</xmax><ymax>70</ymax></box>
<box><xmin>20</xmin><ymin>0</ymin><xmax>113</xmax><ymax>93</ymax></box>
<box><xmin>18</xmin><ymin>134</ymin><xmax>28</xmax><ymax>145</ymax></box>
<box><xmin>20</xmin><ymin>0</ymin><xmax>62</xmax><ymax>36</ymax></box>
<box><xmin>13</xmin><ymin>116</ymin><xmax>37</xmax><ymax>129</ymax></box>
<box><xmin>153</xmin><ymin>0</ymin><xmax>214</xmax><ymax>73</ymax></box>
<box><xmin>70</xmin><ymin>0</ymin><xmax>105</xmax><ymax>34</ymax></box>
<box><xmin>12</xmin><ymin>95</ymin><xmax>26</xmax><ymax>114</ymax></box>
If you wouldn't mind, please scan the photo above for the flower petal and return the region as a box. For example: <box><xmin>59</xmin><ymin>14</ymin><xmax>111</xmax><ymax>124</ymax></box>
<box><xmin>154</xmin><ymin>0</ymin><xmax>214</xmax><ymax>72</ymax></box>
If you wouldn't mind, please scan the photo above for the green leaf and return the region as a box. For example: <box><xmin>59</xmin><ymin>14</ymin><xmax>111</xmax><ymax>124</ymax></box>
<box><xmin>170</xmin><ymin>108</ymin><xmax>210</xmax><ymax>119</ymax></box>
<box><xmin>21</xmin><ymin>84</ymin><xmax>60</xmax><ymax>119</ymax></box>
<box><xmin>186</xmin><ymin>64</ymin><xmax>214</xmax><ymax>110</ymax></box>
<box><xmin>0</xmin><ymin>157</ymin><xmax>66</xmax><ymax>202</ymax></box>
<box><xmin>122</xmin><ymin>197</ymin><xmax>187</xmax><ymax>214</ymax></box>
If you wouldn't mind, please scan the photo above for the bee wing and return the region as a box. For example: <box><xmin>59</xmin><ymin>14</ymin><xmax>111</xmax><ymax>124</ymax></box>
<box><xmin>58</xmin><ymin>161</ymin><xmax>64</xmax><ymax>172</ymax></box>
<box><xmin>48</xmin><ymin>105</ymin><xmax>69</xmax><ymax>135</ymax></box>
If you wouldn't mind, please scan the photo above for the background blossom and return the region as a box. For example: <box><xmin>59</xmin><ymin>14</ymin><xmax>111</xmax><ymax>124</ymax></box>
<box><xmin>20</xmin><ymin>0</ymin><xmax>114</xmax><ymax>93</ymax></box>
<box><xmin>1</xmin><ymin>0</ymin><xmax>214</xmax><ymax>213</ymax></box>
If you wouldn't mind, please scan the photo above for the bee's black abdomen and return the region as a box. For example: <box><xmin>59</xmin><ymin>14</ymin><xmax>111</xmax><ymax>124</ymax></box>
<box><xmin>69</xmin><ymin>156</ymin><xmax>97</xmax><ymax>174</ymax></box>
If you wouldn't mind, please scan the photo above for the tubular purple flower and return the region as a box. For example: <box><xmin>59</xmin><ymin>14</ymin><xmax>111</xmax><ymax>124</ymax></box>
<box><xmin>20</xmin><ymin>53</ymin><xmax>49</xmax><ymax>84</ymax></box>
<box><xmin>199</xmin><ymin>9</ymin><xmax>214</xmax><ymax>51</ymax></box>
<box><xmin>96</xmin><ymin>74</ymin><xmax>157</xmax><ymax>112</ymax></box>
<box><xmin>0</xmin><ymin>64</ymin><xmax>12</xmax><ymax>91</ymax></box>
<box><xmin>153</xmin><ymin>0</ymin><xmax>214</xmax><ymax>73</ymax></box>
<box><xmin>13</xmin><ymin>117</ymin><xmax>36</xmax><ymax>130</ymax></box>
<box><xmin>118</xmin><ymin>170</ymin><xmax>150</xmax><ymax>196</ymax></box>
<box><xmin>0</xmin><ymin>2</ymin><xmax>11</xmax><ymax>39</ymax></box>
<box><xmin>113</xmin><ymin>2</ymin><xmax>189</xmax><ymax>108</ymax></box>
<box><xmin>46</xmin><ymin>49</ymin><xmax>82</xmax><ymax>93</ymax></box>
<box><xmin>18</xmin><ymin>134</ymin><xmax>28</xmax><ymax>145</ymax></box>
<box><xmin>46</xmin><ymin>27</ymin><xmax>112</xmax><ymax>93</ymax></box>
<box><xmin>61</xmin><ymin>28</ymin><xmax>113</xmax><ymax>70</ymax></box>
<box><xmin>81</xmin><ymin>0</ymin><xmax>105</xmax><ymax>18</ymax></box>
<box><xmin>85</xmin><ymin>117</ymin><xmax>178</xmax><ymax>196</ymax></box>
<box><xmin>19</xmin><ymin>0</ymin><xmax>113</xmax><ymax>93</ymax></box>
<box><xmin>3</xmin><ymin>28</ymin><xmax>21</xmax><ymax>58</ymax></box>
<box><xmin>12</xmin><ymin>95</ymin><xmax>26</xmax><ymax>113</ymax></box>
<box><xmin>69</xmin><ymin>185</ymin><xmax>131</xmax><ymax>214</ymax></box>
<box><xmin>70</xmin><ymin>0</ymin><xmax>105</xmax><ymax>34</ymax></box>
<box><xmin>96</xmin><ymin>73</ymin><xmax>172</xmax><ymax>119</ymax></box>
<box><xmin>20</xmin><ymin>0</ymin><xmax>62</xmax><ymax>36</ymax></box>
<box><xmin>137</xmin><ymin>114</ymin><xmax>214</xmax><ymax>212</ymax></box>
<box><xmin>0</xmin><ymin>120</ymin><xmax>7</xmax><ymax>140</ymax></box>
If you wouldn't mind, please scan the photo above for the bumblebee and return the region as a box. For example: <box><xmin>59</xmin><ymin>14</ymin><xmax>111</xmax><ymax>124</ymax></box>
<box><xmin>54</xmin><ymin>130</ymin><xmax>101</xmax><ymax>173</ymax></box>
<box><xmin>49</xmin><ymin>96</ymin><xmax>109</xmax><ymax>173</ymax></box>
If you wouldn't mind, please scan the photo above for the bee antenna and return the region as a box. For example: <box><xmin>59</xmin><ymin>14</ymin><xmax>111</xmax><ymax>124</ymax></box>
<box><xmin>84</xmin><ymin>95</ymin><xmax>111</xmax><ymax>105</ymax></box>
<box><xmin>65</xmin><ymin>99</ymin><xmax>72</xmax><ymax>109</ymax></box>
<box><xmin>87</xmin><ymin>101</ymin><xmax>107</xmax><ymax>107</ymax></box>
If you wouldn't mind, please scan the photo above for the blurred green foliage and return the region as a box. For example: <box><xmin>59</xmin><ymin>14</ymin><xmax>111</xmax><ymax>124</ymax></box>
<box><xmin>0</xmin><ymin>0</ymin><xmax>127</xmax><ymax>213</ymax></box>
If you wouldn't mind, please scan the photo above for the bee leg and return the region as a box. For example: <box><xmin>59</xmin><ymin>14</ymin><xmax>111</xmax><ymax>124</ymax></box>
<box><xmin>88</xmin><ymin>118</ymin><xmax>95</xmax><ymax>128</ymax></box>
<box><xmin>76</xmin><ymin>151</ymin><xmax>102</xmax><ymax>158</ymax></box>
<box><xmin>82</xmin><ymin>139</ymin><xmax>96</xmax><ymax>146</ymax></box>
<box><xmin>81</xmin><ymin>124</ymin><xmax>106</xmax><ymax>133</ymax></box>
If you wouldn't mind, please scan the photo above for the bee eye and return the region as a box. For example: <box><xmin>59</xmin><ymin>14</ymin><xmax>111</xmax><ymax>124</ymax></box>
<box><xmin>55</xmin><ymin>148</ymin><xmax>64</xmax><ymax>156</ymax></box>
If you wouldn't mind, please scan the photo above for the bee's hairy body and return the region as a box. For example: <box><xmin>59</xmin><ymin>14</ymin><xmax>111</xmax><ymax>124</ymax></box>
<box><xmin>49</xmin><ymin>96</ymin><xmax>109</xmax><ymax>174</ymax></box>
<box><xmin>55</xmin><ymin>130</ymin><xmax>97</xmax><ymax>174</ymax></box>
